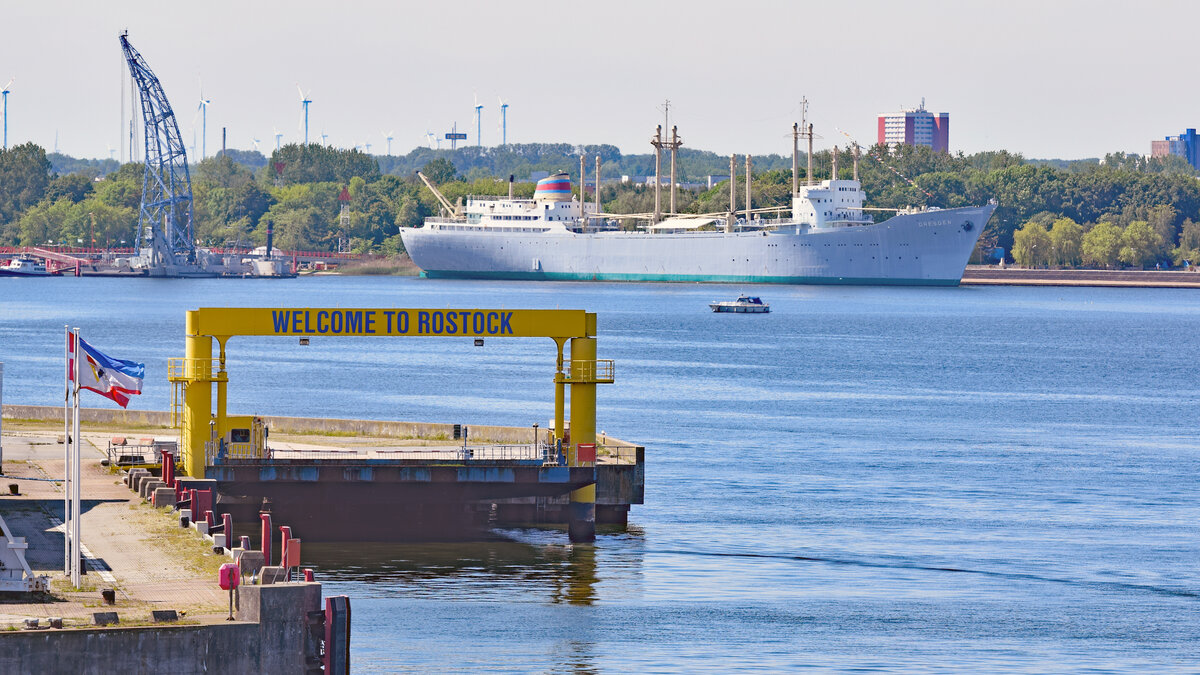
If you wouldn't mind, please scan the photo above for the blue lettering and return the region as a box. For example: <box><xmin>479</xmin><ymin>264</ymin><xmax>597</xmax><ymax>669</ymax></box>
<box><xmin>431</xmin><ymin>312</ymin><xmax>444</xmax><ymax>334</ymax></box>
<box><xmin>500</xmin><ymin>311</ymin><xmax>513</xmax><ymax>335</ymax></box>
<box><xmin>445</xmin><ymin>311</ymin><xmax>457</xmax><ymax>334</ymax></box>
<box><xmin>347</xmin><ymin>311</ymin><xmax>363</xmax><ymax>334</ymax></box>
<box><xmin>272</xmin><ymin>311</ymin><xmax>290</xmax><ymax>333</ymax></box>
<box><xmin>292</xmin><ymin>311</ymin><xmax>302</xmax><ymax>333</ymax></box>
<box><xmin>365</xmin><ymin>311</ymin><xmax>376</xmax><ymax>334</ymax></box>
<box><xmin>459</xmin><ymin>312</ymin><xmax>472</xmax><ymax>334</ymax></box>
<box><xmin>383</xmin><ymin>311</ymin><xmax>395</xmax><ymax>333</ymax></box>
<box><xmin>317</xmin><ymin>311</ymin><xmax>329</xmax><ymax>333</ymax></box>
<box><xmin>303</xmin><ymin>311</ymin><xmax>315</xmax><ymax>334</ymax></box>
<box><xmin>418</xmin><ymin>312</ymin><xmax>429</xmax><ymax>333</ymax></box>
<box><xmin>472</xmin><ymin>312</ymin><xmax>484</xmax><ymax>334</ymax></box>
<box><xmin>487</xmin><ymin>311</ymin><xmax>499</xmax><ymax>335</ymax></box>
<box><xmin>331</xmin><ymin>311</ymin><xmax>343</xmax><ymax>333</ymax></box>
<box><xmin>397</xmin><ymin>312</ymin><xmax>409</xmax><ymax>333</ymax></box>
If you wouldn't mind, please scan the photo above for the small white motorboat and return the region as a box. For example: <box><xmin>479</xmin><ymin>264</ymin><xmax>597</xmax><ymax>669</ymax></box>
<box><xmin>0</xmin><ymin>256</ymin><xmax>51</xmax><ymax>276</ymax></box>
<box><xmin>709</xmin><ymin>295</ymin><xmax>770</xmax><ymax>313</ymax></box>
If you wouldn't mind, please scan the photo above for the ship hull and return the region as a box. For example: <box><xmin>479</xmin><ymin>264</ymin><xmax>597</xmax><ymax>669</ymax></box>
<box><xmin>402</xmin><ymin>204</ymin><xmax>995</xmax><ymax>286</ymax></box>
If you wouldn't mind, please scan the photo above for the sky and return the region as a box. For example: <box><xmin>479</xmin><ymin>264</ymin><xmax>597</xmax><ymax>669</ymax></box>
<box><xmin>0</xmin><ymin>0</ymin><xmax>1193</xmax><ymax>162</ymax></box>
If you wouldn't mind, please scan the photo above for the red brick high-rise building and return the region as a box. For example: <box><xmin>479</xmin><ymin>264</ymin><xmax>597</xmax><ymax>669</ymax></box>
<box><xmin>877</xmin><ymin>99</ymin><xmax>949</xmax><ymax>152</ymax></box>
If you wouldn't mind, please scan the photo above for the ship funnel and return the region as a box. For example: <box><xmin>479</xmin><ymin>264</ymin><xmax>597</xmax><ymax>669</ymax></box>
<box><xmin>534</xmin><ymin>172</ymin><xmax>572</xmax><ymax>203</ymax></box>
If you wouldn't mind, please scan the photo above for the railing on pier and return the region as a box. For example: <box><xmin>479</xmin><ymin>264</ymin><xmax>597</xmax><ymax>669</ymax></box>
<box><xmin>244</xmin><ymin>442</ymin><xmax>570</xmax><ymax>465</ymax></box>
<box><xmin>205</xmin><ymin>439</ymin><xmax>267</xmax><ymax>464</ymax></box>
<box><xmin>596</xmin><ymin>442</ymin><xmax>638</xmax><ymax>465</ymax></box>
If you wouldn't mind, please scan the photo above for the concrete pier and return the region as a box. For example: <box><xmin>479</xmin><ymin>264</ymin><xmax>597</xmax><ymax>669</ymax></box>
<box><xmin>0</xmin><ymin>429</ymin><xmax>348</xmax><ymax>673</ymax></box>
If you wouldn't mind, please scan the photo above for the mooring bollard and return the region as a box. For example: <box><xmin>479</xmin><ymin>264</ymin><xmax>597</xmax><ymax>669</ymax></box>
<box><xmin>240</xmin><ymin>535</ymin><xmax>251</xmax><ymax>550</ymax></box>
<box><xmin>279</xmin><ymin>526</ymin><xmax>292</xmax><ymax>569</ymax></box>
<box><xmin>304</xmin><ymin>568</ymin><xmax>314</xmax><ymax>582</ymax></box>
<box><xmin>161</xmin><ymin>450</ymin><xmax>174</xmax><ymax>488</ymax></box>
<box><xmin>260</xmin><ymin>512</ymin><xmax>272</xmax><ymax>566</ymax></box>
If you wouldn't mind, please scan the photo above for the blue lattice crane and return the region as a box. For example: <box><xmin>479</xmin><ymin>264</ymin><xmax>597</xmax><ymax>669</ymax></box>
<box><xmin>119</xmin><ymin>31</ymin><xmax>196</xmax><ymax>268</ymax></box>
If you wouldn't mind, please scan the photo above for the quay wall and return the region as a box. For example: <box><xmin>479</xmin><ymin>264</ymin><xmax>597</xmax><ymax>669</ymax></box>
<box><xmin>0</xmin><ymin>582</ymin><xmax>323</xmax><ymax>675</ymax></box>
<box><xmin>2</xmin><ymin>404</ymin><xmax>643</xmax><ymax>448</ymax></box>
<box><xmin>962</xmin><ymin>266</ymin><xmax>1200</xmax><ymax>287</ymax></box>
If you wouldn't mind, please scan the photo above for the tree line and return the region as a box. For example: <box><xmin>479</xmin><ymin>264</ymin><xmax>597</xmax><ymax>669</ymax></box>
<box><xmin>1</xmin><ymin>140</ymin><xmax>1199</xmax><ymax>268</ymax></box>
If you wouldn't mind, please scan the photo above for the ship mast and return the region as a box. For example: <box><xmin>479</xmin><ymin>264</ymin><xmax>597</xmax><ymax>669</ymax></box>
<box><xmin>668</xmin><ymin>126</ymin><xmax>682</xmax><ymax>215</ymax></box>
<box><xmin>728</xmin><ymin>154</ymin><xmax>736</xmax><ymax>232</ymax></box>
<box><xmin>651</xmin><ymin>125</ymin><xmax>663</xmax><ymax>224</ymax></box>
<box><xmin>744</xmin><ymin>155</ymin><xmax>752</xmax><ymax>224</ymax></box>
<box><xmin>792</xmin><ymin>122</ymin><xmax>799</xmax><ymax>200</ymax></box>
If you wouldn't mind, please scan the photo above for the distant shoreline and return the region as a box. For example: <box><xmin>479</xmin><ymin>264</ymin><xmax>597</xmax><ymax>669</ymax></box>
<box><xmin>962</xmin><ymin>266</ymin><xmax>1200</xmax><ymax>288</ymax></box>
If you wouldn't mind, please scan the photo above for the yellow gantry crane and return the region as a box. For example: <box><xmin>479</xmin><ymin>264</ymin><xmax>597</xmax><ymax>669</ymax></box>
<box><xmin>167</xmin><ymin>306</ymin><xmax>614</xmax><ymax>541</ymax></box>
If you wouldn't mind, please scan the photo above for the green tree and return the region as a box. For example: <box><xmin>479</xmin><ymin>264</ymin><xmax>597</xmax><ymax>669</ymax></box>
<box><xmin>1172</xmin><ymin>218</ymin><xmax>1200</xmax><ymax>267</ymax></box>
<box><xmin>269</xmin><ymin>144</ymin><xmax>380</xmax><ymax>185</ymax></box>
<box><xmin>0</xmin><ymin>142</ymin><xmax>52</xmax><ymax>241</ymax></box>
<box><xmin>421</xmin><ymin>158</ymin><xmax>459</xmax><ymax>184</ymax></box>
<box><xmin>45</xmin><ymin>173</ymin><xmax>95</xmax><ymax>204</ymax></box>
<box><xmin>1118</xmin><ymin>220</ymin><xmax>1163</xmax><ymax>268</ymax></box>
<box><xmin>1081</xmin><ymin>221</ymin><xmax>1123</xmax><ymax>268</ymax></box>
<box><xmin>1012</xmin><ymin>222</ymin><xmax>1052</xmax><ymax>267</ymax></box>
<box><xmin>1048</xmin><ymin>217</ymin><xmax>1084</xmax><ymax>267</ymax></box>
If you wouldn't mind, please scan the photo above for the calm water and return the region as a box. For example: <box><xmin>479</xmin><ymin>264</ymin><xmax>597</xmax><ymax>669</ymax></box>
<box><xmin>2</xmin><ymin>276</ymin><xmax>1199</xmax><ymax>673</ymax></box>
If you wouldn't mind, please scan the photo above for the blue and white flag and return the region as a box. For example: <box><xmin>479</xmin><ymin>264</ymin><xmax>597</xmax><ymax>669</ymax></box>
<box><xmin>67</xmin><ymin>333</ymin><xmax>144</xmax><ymax>408</ymax></box>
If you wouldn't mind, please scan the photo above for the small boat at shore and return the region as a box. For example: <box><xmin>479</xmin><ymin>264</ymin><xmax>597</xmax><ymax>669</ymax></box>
<box><xmin>0</xmin><ymin>256</ymin><xmax>51</xmax><ymax>276</ymax></box>
<box><xmin>710</xmin><ymin>295</ymin><xmax>769</xmax><ymax>313</ymax></box>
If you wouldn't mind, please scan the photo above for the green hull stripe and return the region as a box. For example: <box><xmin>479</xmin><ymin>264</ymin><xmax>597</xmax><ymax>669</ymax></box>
<box><xmin>420</xmin><ymin>270</ymin><xmax>961</xmax><ymax>286</ymax></box>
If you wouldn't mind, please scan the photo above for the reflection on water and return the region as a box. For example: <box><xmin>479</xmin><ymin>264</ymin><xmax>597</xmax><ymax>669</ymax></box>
<box><xmin>555</xmin><ymin>542</ymin><xmax>597</xmax><ymax>606</ymax></box>
<box><xmin>305</xmin><ymin>528</ymin><xmax>639</xmax><ymax>608</ymax></box>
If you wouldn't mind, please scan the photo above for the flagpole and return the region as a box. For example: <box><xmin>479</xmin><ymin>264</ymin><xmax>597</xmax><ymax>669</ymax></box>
<box><xmin>71</xmin><ymin>328</ymin><xmax>82</xmax><ymax>588</ymax></box>
<box><xmin>63</xmin><ymin>326</ymin><xmax>70</xmax><ymax>577</ymax></box>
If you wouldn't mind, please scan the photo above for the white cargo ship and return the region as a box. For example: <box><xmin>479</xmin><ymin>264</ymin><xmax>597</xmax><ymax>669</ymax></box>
<box><xmin>402</xmin><ymin>136</ymin><xmax>994</xmax><ymax>286</ymax></box>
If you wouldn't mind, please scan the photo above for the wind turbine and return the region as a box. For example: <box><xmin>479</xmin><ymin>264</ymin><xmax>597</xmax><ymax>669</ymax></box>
<box><xmin>318</xmin><ymin>131</ymin><xmax>328</xmax><ymax>145</ymax></box>
<box><xmin>498</xmin><ymin>96</ymin><xmax>509</xmax><ymax>146</ymax></box>
<box><xmin>473</xmin><ymin>94</ymin><xmax>483</xmax><ymax>146</ymax></box>
<box><xmin>196</xmin><ymin>77</ymin><xmax>211</xmax><ymax>160</ymax></box>
<box><xmin>196</xmin><ymin>94</ymin><xmax>211</xmax><ymax>158</ymax></box>
<box><xmin>381</xmin><ymin>130</ymin><xmax>394</xmax><ymax>156</ymax></box>
<box><xmin>274</xmin><ymin>127</ymin><xmax>283</xmax><ymax>150</ymax></box>
<box><xmin>251</xmin><ymin>137</ymin><xmax>261</xmax><ymax>151</ymax></box>
<box><xmin>107</xmin><ymin>143</ymin><xmax>115</xmax><ymax>160</ymax></box>
<box><xmin>1</xmin><ymin>77</ymin><xmax>13</xmax><ymax>149</ymax></box>
<box><xmin>425</xmin><ymin>130</ymin><xmax>436</xmax><ymax>150</ymax></box>
<box><xmin>297</xmin><ymin>84</ymin><xmax>312</xmax><ymax>144</ymax></box>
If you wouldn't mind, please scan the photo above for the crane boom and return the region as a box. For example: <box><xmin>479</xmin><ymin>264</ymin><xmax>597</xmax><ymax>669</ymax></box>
<box><xmin>416</xmin><ymin>172</ymin><xmax>459</xmax><ymax>218</ymax></box>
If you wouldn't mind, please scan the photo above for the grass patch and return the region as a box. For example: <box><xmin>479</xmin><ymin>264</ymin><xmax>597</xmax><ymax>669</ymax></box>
<box><xmin>51</xmin><ymin>577</ymin><xmax>102</xmax><ymax>594</ymax></box>
<box><xmin>2</xmin><ymin>419</ymin><xmax>172</xmax><ymax>433</ymax></box>
<box><xmin>124</xmin><ymin>503</ymin><xmax>227</xmax><ymax>578</ymax></box>
<box><xmin>334</xmin><ymin>256</ymin><xmax>420</xmax><ymax>276</ymax></box>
